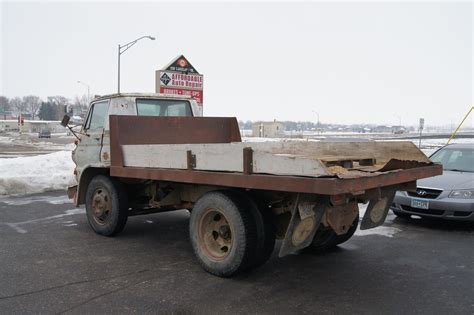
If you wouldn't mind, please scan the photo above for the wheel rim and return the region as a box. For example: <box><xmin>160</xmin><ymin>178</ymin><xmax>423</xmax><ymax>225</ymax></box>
<box><xmin>91</xmin><ymin>188</ymin><xmax>112</xmax><ymax>225</ymax></box>
<box><xmin>198</xmin><ymin>209</ymin><xmax>233</xmax><ymax>261</ymax></box>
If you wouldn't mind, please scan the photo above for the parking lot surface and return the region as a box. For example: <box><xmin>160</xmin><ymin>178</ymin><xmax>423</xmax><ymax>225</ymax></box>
<box><xmin>1</xmin><ymin>191</ymin><xmax>473</xmax><ymax>314</ymax></box>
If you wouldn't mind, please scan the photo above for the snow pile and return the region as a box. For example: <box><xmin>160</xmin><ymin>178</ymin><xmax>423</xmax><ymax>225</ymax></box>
<box><xmin>0</xmin><ymin>151</ymin><xmax>76</xmax><ymax>195</ymax></box>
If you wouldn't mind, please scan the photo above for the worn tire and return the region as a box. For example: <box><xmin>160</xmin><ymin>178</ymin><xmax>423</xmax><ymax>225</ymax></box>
<box><xmin>85</xmin><ymin>175</ymin><xmax>128</xmax><ymax>236</ymax></box>
<box><xmin>189</xmin><ymin>191</ymin><xmax>259</xmax><ymax>277</ymax></box>
<box><xmin>233</xmin><ymin>191</ymin><xmax>276</xmax><ymax>269</ymax></box>
<box><xmin>306</xmin><ymin>216</ymin><xmax>359</xmax><ymax>253</ymax></box>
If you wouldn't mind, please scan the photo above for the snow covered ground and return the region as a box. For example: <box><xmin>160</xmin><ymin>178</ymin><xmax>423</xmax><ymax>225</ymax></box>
<box><xmin>0</xmin><ymin>151</ymin><xmax>76</xmax><ymax>195</ymax></box>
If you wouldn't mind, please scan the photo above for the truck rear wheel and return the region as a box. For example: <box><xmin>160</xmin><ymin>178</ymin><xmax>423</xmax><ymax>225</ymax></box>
<box><xmin>85</xmin><ymin>175</ymin><xmax>128</xmax><ymax>236</ymax></box>
<box><xmin>307</xmin><ymin>216</ymin><xmax>359</xmax><ymax>253</ymax></box>
<box><xmin>189</xmin><ymin>191</ymin><xmax>259</xmax><ymax>277</ymax></box>
<box><xmin>232</xmin><ymin>191</ymin><xmax>276</xmax><ymax>269</ymax></box>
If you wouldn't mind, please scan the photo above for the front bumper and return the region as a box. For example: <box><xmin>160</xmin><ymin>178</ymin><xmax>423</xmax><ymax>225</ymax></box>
<box><xmin>391</xmin><ymin>192</ymin><xmax>474</xmax><ymax>221</ymax></box>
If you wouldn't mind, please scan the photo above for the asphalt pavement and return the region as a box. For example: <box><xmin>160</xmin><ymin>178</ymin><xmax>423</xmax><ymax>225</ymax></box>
<box><xmin>0</xmin><ymin>191</ymin><xmax>473</xmax><ymax>314</ymax></box>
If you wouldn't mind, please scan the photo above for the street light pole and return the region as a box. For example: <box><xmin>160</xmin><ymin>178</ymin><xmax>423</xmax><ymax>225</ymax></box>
<box><xmin>117</xmin><ymin>35</ymin><xmax>155</xmax><ymax>94</ymax></box>
<box><xmin>118</xmin><ymin>44</ymin><xmax>121</xmax><ymax>94</ymax></box>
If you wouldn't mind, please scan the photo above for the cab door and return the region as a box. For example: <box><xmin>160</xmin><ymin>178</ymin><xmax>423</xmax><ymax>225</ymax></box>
<box><xmin>74</xmin><ymin>100</ymin><xmax>110</xmax><ymax>169</ymax></box>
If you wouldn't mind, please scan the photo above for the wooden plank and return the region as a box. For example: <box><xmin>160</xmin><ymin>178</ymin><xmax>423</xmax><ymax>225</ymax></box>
<box><xmin>121</xmin><ymin>143</ymin><xmax>331</xmax><ymax>177</ymax></box>
<box><xmin>120</xmin><ymin>140</ymin><xmax>430</xmax><ymax>178</ymax></box>
<box><xmin>253</xmin><ymin>151</ymin><xmax>329</xmax><ymax>177</ymax></box>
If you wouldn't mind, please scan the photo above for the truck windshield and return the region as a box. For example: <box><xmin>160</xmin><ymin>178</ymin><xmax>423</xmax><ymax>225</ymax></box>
<box><xmin>136</xmin><ymin>99</ymin><xmax>192</xmax><ymax>117</ymax></box>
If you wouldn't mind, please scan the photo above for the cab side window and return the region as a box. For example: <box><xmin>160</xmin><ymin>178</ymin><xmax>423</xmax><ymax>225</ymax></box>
<box><xmin>85</xmin><ymin>101</ymin><xmax>109</xmax><ymax>131</ymax></box>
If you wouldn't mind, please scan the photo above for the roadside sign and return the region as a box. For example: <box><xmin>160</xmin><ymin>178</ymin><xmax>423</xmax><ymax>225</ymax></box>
<box><xmin>418</xmin><ymin>118</ymin><xmax>425</xmax><ymax>148</ymax></box>
<box><xmin>158</xmin><ymin>71</ymin><xmax>203</xmax><ymax>90</ymax></box>
<box><xmin>163</xmin><ymin>55</ymin><xmax>199</xmax><ymax>74</ymax></box>
<box><xmin>159</xmin><ymin>87</ymin><xmax>203</xmax><ymax>104</ymax></box>
<box><xmin>156</xmin><ymin>55</ymin><xmax>204</xmax><ymax>106</ymax></box>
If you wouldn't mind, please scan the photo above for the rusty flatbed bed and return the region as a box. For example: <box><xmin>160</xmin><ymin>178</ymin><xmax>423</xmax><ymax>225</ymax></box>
<box><xmin>109</xmin><ymin>115</ymin><xmax>442</xmax><ymax>195</ymax></box>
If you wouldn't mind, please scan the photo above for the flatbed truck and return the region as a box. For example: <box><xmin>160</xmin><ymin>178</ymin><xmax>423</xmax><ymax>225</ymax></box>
<box><xmin>63</xmin><ymin>93</ymin><xmax>442</xmax><ymax>277</ymax></box>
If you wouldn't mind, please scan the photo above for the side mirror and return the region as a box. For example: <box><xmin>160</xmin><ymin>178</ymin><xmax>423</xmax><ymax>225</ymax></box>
<box><xmin>60</xmin><ymin>115</ymin><xmax>70</xmax><ymax>127</ymax></box>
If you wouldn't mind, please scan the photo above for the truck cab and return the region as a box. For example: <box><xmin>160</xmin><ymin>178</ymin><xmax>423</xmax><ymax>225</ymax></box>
<box><xmin>70</xmin><ymin>93</ymin><xmax>201</xmax><ymax>203</ymax></box>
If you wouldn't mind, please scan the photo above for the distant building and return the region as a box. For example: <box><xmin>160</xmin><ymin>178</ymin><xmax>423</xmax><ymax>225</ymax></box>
<box><xmin>0</xmin><ymin>120</ymin><xmax>63</xmax><ymax>133</ymax></box>
<box><xmin>252</xmin><ymin>120</ymin><xmax>284</xmax><ymax>138</ymax></box>
<box><xmin>22</xmin><ymin>120</ymin><xmax>63</xmax><ymax>133</ymax></box>
<box><xmin>0</xmin><ymin>119</ymin><xmax>19</xmax><ymax>132</ymax></box>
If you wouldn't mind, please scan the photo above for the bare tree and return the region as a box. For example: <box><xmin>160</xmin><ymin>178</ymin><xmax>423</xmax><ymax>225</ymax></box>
<box><xmin>47</xmin><ymin>96</ymin><xmax>69</xmax><ymax>107</ymax></box>
<box><xmin>10</xmin><ymin>97</ymin><xmax>27</xmax><ymax>114</ymax></box>
<box><xmin>72</xmin><ymin>94</ymin><xmax>89</xmax><ymax>116</ymax></box>
<box><xmin>22</xmin><ymin>95</ymin><xmax>42</xmax><ymax>120</ymax></box>
<box><xmin>47</xmin><ymin>96</ymin><xmax>71</xmax><ymax>120</ymax></box>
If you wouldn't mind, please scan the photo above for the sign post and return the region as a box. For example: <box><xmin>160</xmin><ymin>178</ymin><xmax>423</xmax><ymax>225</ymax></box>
<box><xmin>156</xmin><ymin>55</ymin><xmax>204</xmax><ymax>115</ymax></box>
<box><xmin>418</xmin><ymin>118</ymin><xmax>424</xmax><ymax>148</ymax></box>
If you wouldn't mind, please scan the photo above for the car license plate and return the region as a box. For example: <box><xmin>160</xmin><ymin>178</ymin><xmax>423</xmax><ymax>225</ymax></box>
<box><xmin>411</xmin><ymin>198</ymin><xmax>429</xmax><ymax>210</ymax></box>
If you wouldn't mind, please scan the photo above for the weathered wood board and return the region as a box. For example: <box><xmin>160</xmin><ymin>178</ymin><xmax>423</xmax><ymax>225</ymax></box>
<box><xmin>121</xmin><ymin>141</ymin><xmax>429</xmax><ymax>178</ymax></box>
<box><xmin>121</xmin><ymin>142</ymin><xmax>330</xmax><ymax>177</ymax></box>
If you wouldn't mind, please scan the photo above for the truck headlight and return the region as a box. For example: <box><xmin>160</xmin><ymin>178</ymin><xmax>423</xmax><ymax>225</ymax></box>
<box><xmin>449</xmin><ymin>190</ymin><xmax>474</xmax><ymax>199</ymax></box>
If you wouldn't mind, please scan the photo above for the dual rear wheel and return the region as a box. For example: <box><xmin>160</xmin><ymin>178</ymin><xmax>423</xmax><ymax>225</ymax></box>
<box><xmin>189</xmin><ymin>191</ymin><xmax>275</xmax><ymax>277</ymax></box>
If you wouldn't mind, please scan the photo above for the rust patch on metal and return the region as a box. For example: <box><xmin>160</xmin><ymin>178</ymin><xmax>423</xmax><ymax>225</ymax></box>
<box><xmin>243</xmin><ymin>147</ymin><xmax>253</xmax><ymax>175</ymax></box>
<box><xmin>324</xmin><ymin>202</ymin><xmax>359</xmax><ymax>235</ymax></box>
<box><xmin>378</xmin><ymin>159</ymin><xmax>431</xmax><ymax>172</ymax></box>
<box><xmin>110</xmin><ymin>115</ymin><xmax>242</xmax><ymax>168</ymax></box>
<box><xmin>110</xmin><ymin>164</ymin><xmax>442</xmax><ymax>195</ymax></box>
<box><xmin>187</xmin><ymin>150</ymin><xmax>196</xmax><ymax>170</ymax></box>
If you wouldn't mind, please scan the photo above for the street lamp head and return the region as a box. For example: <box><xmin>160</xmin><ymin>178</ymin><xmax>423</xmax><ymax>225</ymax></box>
<box><xmin>148</xmin><ymin>36</ymin><xmax>156</xmax><ymax>40</ymax></box>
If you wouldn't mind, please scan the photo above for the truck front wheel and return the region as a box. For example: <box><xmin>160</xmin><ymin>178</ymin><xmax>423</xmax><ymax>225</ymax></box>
<box><xmin>189</xmin><ymin>191</ymin><xmax>258</xmax><ymax>277</ymax></box>
<box><xmin>85</xmin><ymin>175</ymin><xmax>128</xmax><ymax>236</ymax></box>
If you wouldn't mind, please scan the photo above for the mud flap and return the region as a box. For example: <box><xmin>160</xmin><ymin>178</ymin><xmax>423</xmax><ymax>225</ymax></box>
<box><xmin>278</xmin><ymin>194</ymin><xmax>326</xmax><ymax>257</ymax></box>
<box><xmin>67</xmin><ymin>185</ymin><xmax>78</xmax><ymax>205</ymax></box>
<box><xmin>360</xmin><ymin>188</ymin><xmax>396</xmax><ymax>230</ymax></box>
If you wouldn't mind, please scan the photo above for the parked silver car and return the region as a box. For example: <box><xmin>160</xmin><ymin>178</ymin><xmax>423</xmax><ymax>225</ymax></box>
<box><xmin>391</xmin><ymin>143</ymin><xmax>474</xmax><ymax>221</ymax></box>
